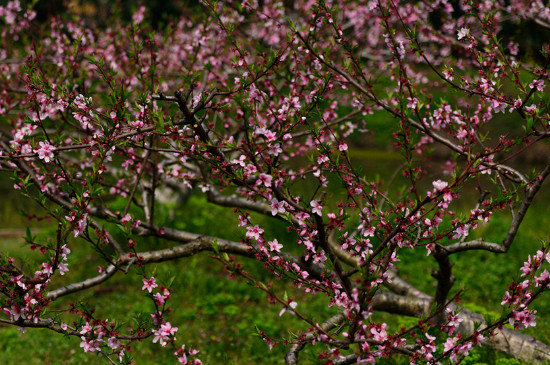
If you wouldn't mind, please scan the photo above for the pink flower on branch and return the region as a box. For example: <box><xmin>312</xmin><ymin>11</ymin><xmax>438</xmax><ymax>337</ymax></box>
<box><xmin>432</xmin><ymin>179</ymin><xmax>448</xmax><ymax>191</ymax></box>
<box><xmin>535</xmin><ymin>269</ymin><xmax>550</xmax><ymax>288</ymax></box>
<box><xmin>175</xmin><ymin>344</ymin><xmax>202</xmax><ymax>364</ymax></box>
<box><xmin>452</xmin><ymin>224</ymin><xmax>470</xmax><ymax>240</ymax></box>
<box><xmin>35</xmin><ymin>141</ymin><xmax>54</xmax><ymax>162</ymax></box>
<box><xmin>152</xmin><ymin>322</ymin><xmax>178</xmax><ymax>347</ymax></box>
<box><xmin>370</xmin><ymin>323</ymin><xmax>388</xmax><ymax>342</ymax></box>
<box><xmin>257</xmin><ymin>173</ymin><xmax>272</xmax><ymax>188</ymax></box>
<box><xmin>509</xmin><ymin>309</ymin><xmax>537</xmax><ymax>329</ymax></box>
<box><xmin>443</xmin><ymin>68</ymin><xmax>454</xmax><ymax>81</ymax></box>
<box><xmin>529</xmin><ymin>79</ymin><xmax>545</xmax><ymax>92</ymax></box>
<box><xmin>457</xmin><ymin>27</ymin><xmax>469</xmax><ymax>40</ymax></box>
<box><xmin>525</xmin><ymin>104</ymin><xmax>537</xmax><ymax>113</ymax></box>
<box><xmin>338</xmin><ymin>141</ymin><xmax>348</xmax><ymax>151</ymax></box>
<box><xmin>65</xmin><ymin>213</ymin><xmax>87</xmax><ymax>237</ymax></box>
<box><xmin>80</xmin><ymin>337</ymin><xmax>102</xmax><ymax>352</ymax></box>
<box><xmin>80</xmin><ymin>322</ymin><xmax>93</xmax><ymax>334</ymax></box>
<box><xmin>245</xmin><ymin>225</ymin><xmax>264</xmax><ymax>241</ymax></box>
<box><xmin>310</xmin><ymin>200</ymin><xmax>323</xmax><ymax>216</ymax></box>
<box><xmin>406</xmin><ymin>97</ymin><xmax>418</xmax><ymax>109</ymax></box>
<box><xmin>107</xmin><ymin>336</ymin><xmax>121</xmax><ymax>350</ymax></box>
<box><xmin>267</xmin><ymin>239</ymin><xmax>283</xmax><ymax>252</ymax></box>
<box><xmin>270</xmin><ymin>199</ymin><xmax>286</xmax><ymax>216</ymax></box>
<box><xmin>142</xmin><ymin>277</ymin><xmax>158</xmax><ymax>293</ymax></box>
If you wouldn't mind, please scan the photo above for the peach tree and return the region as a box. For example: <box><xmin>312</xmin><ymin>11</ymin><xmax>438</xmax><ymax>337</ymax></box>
<box><xmin>0</xmin><ymin>0</ymin><xmax>549</xmax><ymax>363</ymax></box>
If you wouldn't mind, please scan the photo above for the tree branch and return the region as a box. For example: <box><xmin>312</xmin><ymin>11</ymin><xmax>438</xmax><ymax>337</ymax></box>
<box><xmin>371</xmin><ymin>291</ymin><xmax>550</xmax><ymax>363</ymax></box>
<box><xmin>445</xmin><ymin>164</ymin><xmax>550</xmax><ymax>254</ymax></box>
<box><xmin>47</xmin><ymin>264</ymin><xmax>118</xmax><ymax>300</ymax></box>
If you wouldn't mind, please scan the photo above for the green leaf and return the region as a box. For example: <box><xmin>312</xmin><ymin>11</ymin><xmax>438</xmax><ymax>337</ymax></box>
<box><xmin>211</xmin><ymin>238</ymin><xmax>220</xmax><ymax>254</ymax></box>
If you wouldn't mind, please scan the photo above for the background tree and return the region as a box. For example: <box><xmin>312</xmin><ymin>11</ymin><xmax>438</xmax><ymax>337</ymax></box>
<box><xmin>0</xmin><ymin>0</ymin><xmax>549</xmax><ymax>363</ymax></box>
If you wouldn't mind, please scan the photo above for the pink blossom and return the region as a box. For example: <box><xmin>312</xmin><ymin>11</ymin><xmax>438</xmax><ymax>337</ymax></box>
<box><xmin>406</xmin><ymin>97</ymin><xmax>418</xmax><ymax>109</ymax></box>
<box><xmin>510</xmin><ymin>309</ymin><xmax>537</xmax><ymax>329</ymax></box>
<box><xmin>520</xmin><ymin>255</ymin><xmax>534</xmax><ymax>277</ymax></box>
<box><xmin>370</xmin><ymin>323</ymin><xmax>387</xmax><ymax>342</ymax></box>
<box><xmin>58</xmin><ymin>262</ymin><xmax>69</xmax><ymax>275</ymax></box>
<box><xmin>295</xmin><ymin>211</ymin><xmax>310</xmax><ymax>225</ymax></box>
<box><xmin>132</xmin><ymin>6</ymin><xmax>146</xmax><ymax>24</ymax></box>
<box><xmin>192</xmin><ymin>92</ymin><xmax>202</xmax><ymax>109</ymax></box>
<box><xmin>338</xmin><ymin>141</ymin><xmax>348</xmax><ymax>151</ymax></box>
<box><xmin>74</xmin><ymin>94</ymin><xmax>91</xmax><ymax>109</ymax></box>
<box><xmin>457</xmin><ymin>27</ymin><xmax>469</xmax><ymax>40</ymax></box>
<box><xmin>443</xmin><ymin>69</ymin><xmax>454</xmax><ymax>81</ymax></box>
<box><xmin>245</xmin><ymin>225</ymin><xmax>264</xmax><ymax>240</ymax></box>
<box><xmin>61</xmin><ymin>244</ymin><xmax>71</xmax><ymax>258</ymax></box>
<box><xmin>310</xmin><ymin>200</ymin><xmax>323</xmax><ymax>216</ymax></box>
<box><xmin>270</xmin><ymin>199</ymin><xmax>286</xmax><ymax>216</ymax></box>
<box><xmin>154</xmin><ymin>292</ymin><xmax>167</xmax><ymax>305</ymax></box>
<box><xmin>142</xmin><ymin>277</ymin><xmax>158</xmax><ymax>293</ymax></box>
<box><xmin>443</xmin><ymin>336</ymin><xmax>459</xmax><ymax>353</ymax></box>
<box><xmin>10</xmin><ymin>274</ymin><xmax>25</xmax><ymax>289</ymax></box>
<box><xmin>452</xmin><ymin>224</ymin><xmax>470</xmax><ymax>240</ymax></box>
<box><xmin>317</xmin><ymin>154</ymin><xmax>329</xmax><ymax>164</ymax></box>
<box><xmin>525</xmin><ymin>104</ymin><xmax>537</xmax><ymax>113</ymax></box>
<box><xmin>35</xmin><ymin>141</ymin><xmax>54</xmax><ymax>162</ymax></box>
<box><xmin>445</xmin><ymin>308</ymin><xmax>464</xmax><ymax>334</ymax></box>
<box><xmin>231</xmin><ymin>155</ymin><xmax>247</xmax><ymax>167</ymax></box>
<box><xmin>267</xmin><ymin>239</ymin><xmax>283</xmax><ymax>252</ymax></box>
<box><xmin>41</xmin><ymin>262</ymin><xmax>53</xmax><ymax>276</ymax></box>
<box><xmin>257</xmin><ymin>173</ymin><xmax>272</xmax><ymax>187</ymax></box>
<box><xmin>152</xmin><ymin>322</ymin><xmax>178</xmax><ymax>346</ymax></box>
<box><xmin>420</xmin><ymin>333</ymin><xmax>436</xmax><ymax>360</ymax></box>
<box><xmin>73</xmin><ymin>215</ymin><xmax>87</xmax><ymax>237</ymax></box>
<box><xmin>9</xmin><ymin>304</ymin><xmax>24</xmax><ymax>321</ymax></box>
<box><xmin>432</xmin><ymin>179</ymin><xmax>448</xmax><ymax>191</ymax></box>
<box><xmin>121</xmin><ymin>213</ymin><xmax>132</xmax><ymax>227</ymax></box>
<box><xmin>80</xmin><ymin>322</ymin><xmax>93</xmax><ymax>334</ymax></box>
<box><xmin>107</xmin><ymin>336</ymin><xmax>121</xmax><ymax>349</ymax></box>
<box><xmin>80</xmin><ymin>337</ymin><xmax>101</xmax><ymax>352</ymax></box>
<box><xmin>535</xmin><ymin>269</ymin><xmax>549</xmax><ymax>287</ymax></box>
<box><xmin>529</xmin><ymin>79</ymin><xmax>545</xmax><ymax>92</ymax></box>
<box><xmin>178</xmin><ymin>353</ymin><xmax>188</xmax><ymax>364</ymax></box>
<box><xmin>512</xmin><ymin>98</ymin><xmax>522</xmax><ymax>110</ymax></box>
<box><xmin>471</xmin><ymin>331</ymin><xmax>485</xmax><ymax>346</ymax></box>
<box><xmin>508</xmin><ymin>41</ymin><xmax>519</xmax><ymax>55</ymax></box>
<box><xmin>492</xmin><ymin>99</ymin><xmax>507</xmax><ymax>114</ymax></box>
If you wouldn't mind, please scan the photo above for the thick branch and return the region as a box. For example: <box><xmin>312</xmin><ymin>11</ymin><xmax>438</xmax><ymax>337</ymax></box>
<box><xmin>45</xmin><ymin>228</ymin><xmax>328</xmax><ymax>299</ymax></box>
<box><xmin>206</xmin><ymin>190</ymin><xmax>273</xmax><ymax>216</ymax></box>
<box><xmin>124</xmin><ymin>236</ymin><xmax>251</xmax><ymax>263</ymax></box>
<box><xmin>432</xmin><ymin>247</ymin><xmax>455</xmax><ymax>305</ymax></box>
<box><xmin>371</xmin><ymin>291</ymin><xmax>550</xmax><ymax>363</ymax></box>
<box><xmin>47</xmin><ymin>264</ymin><xmax>117</xmax><ymax>300</ymax></box>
